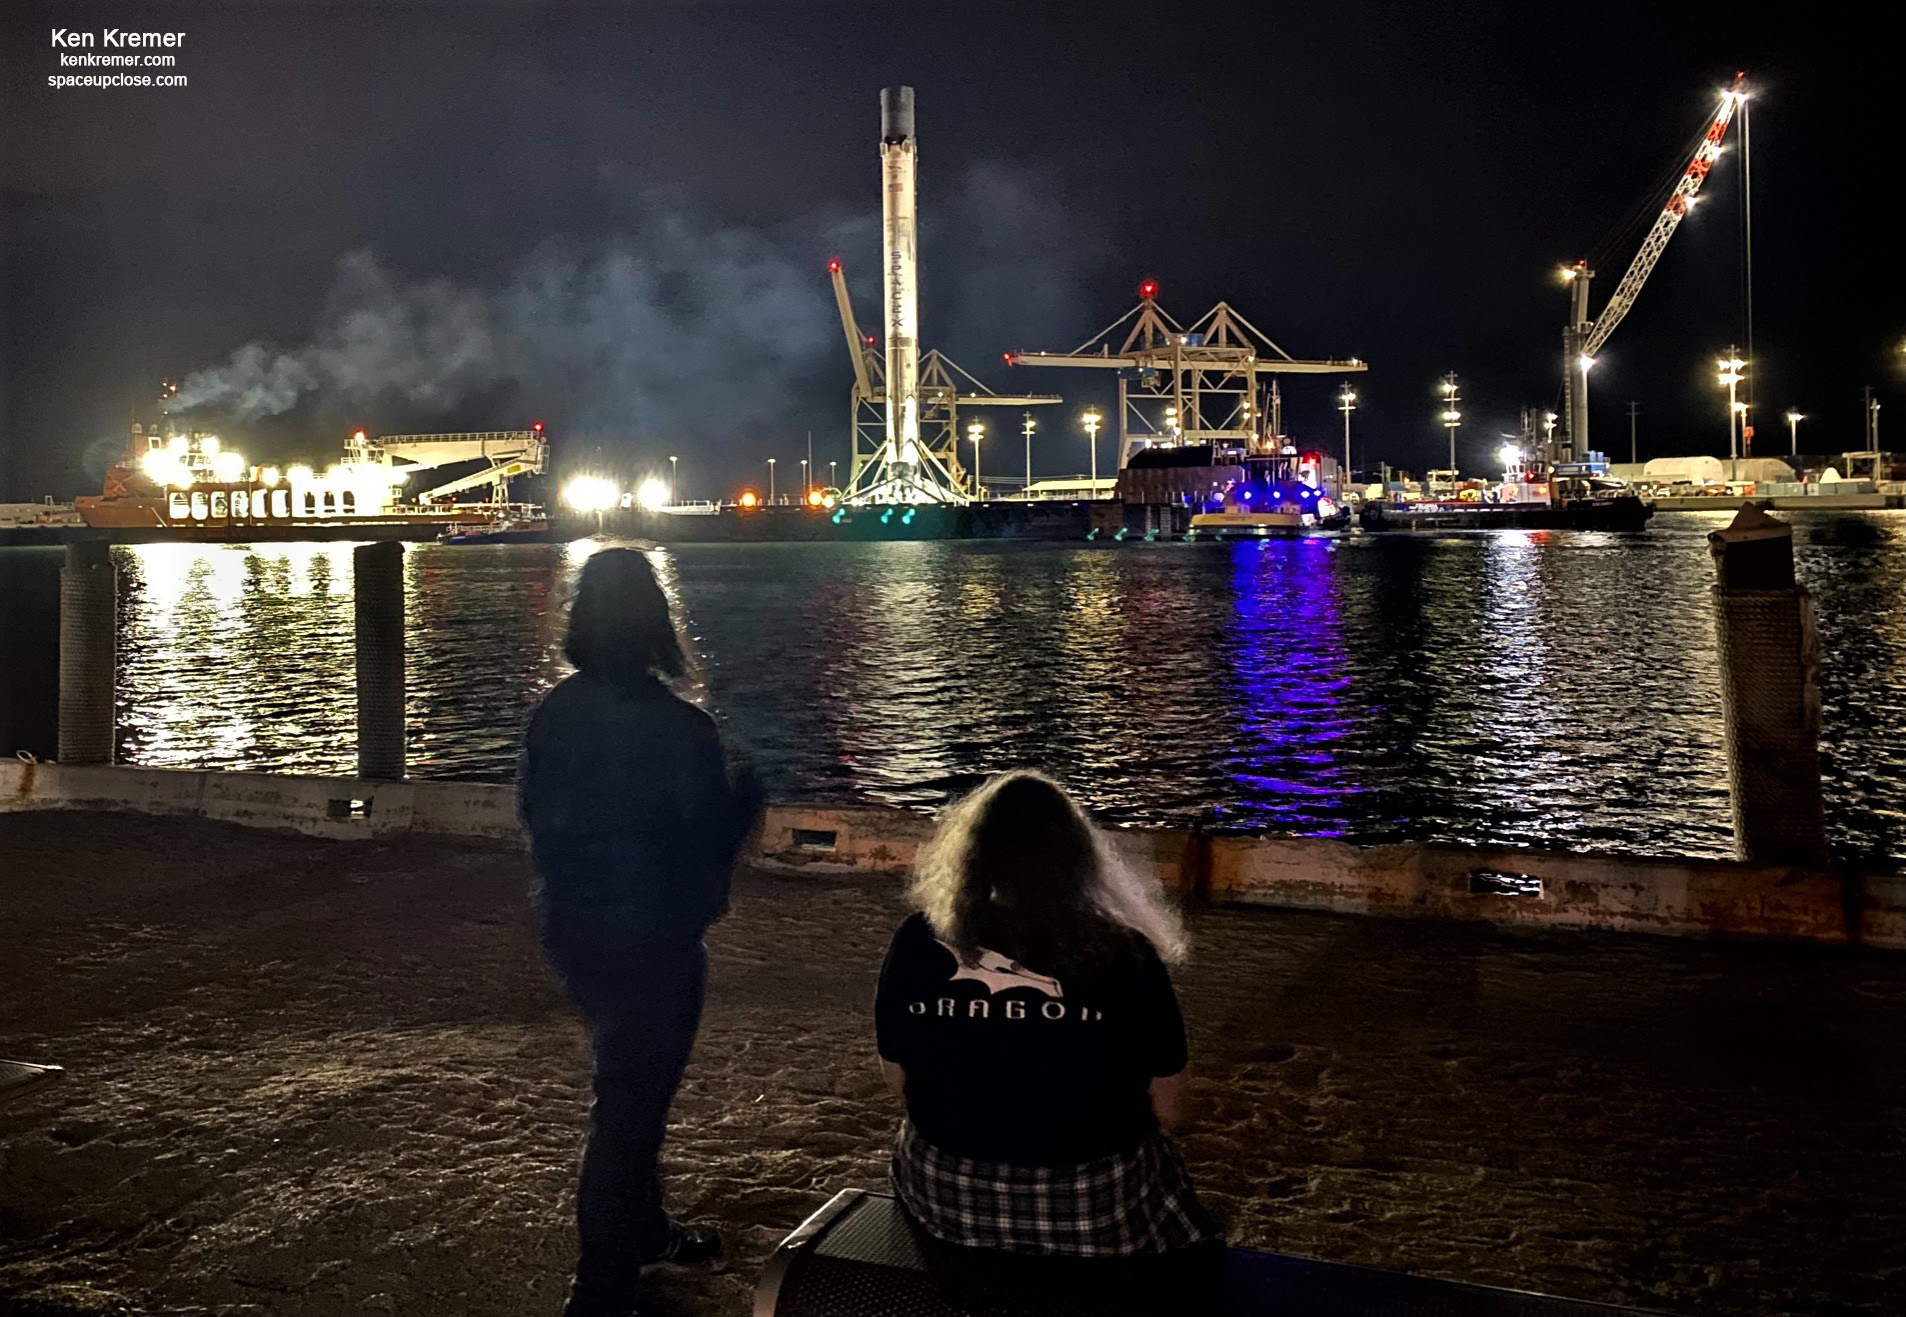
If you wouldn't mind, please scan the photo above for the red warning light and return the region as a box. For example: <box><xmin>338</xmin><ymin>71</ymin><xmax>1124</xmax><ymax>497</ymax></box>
<box><xmin>1139</xmin><ymin>280</ymin><xmax>1158</xmax><ymax>300</ymax></box>
<box><xmin>865</xmin><ymin>334</ymin><xmax>876</xmax><ymax>346</ymax></box>
<box><xmin>1002</xmin><ymin>352</ymin><xmax>1016</xmax><ymax>365</ymax></box>
<box><xmin>532</xmin><ymin>421</ymin><xmax>545</xmax><ymax>433</ymax></box>
<box><xmin>827</xmin><ymin>259</ymin><xmax>842</xmax><ymax>274</ymax></box>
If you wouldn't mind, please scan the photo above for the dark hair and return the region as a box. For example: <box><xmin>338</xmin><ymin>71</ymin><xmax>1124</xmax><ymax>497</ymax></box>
<box><xmin>910</xmin><ymin>771</ymin><xmax>1185</xmax><ymax>969</ymax></box>
<box><xmin>563</xmin><ymin>548</ymin><xmax>688</xmax><ymax>690</ymax></box>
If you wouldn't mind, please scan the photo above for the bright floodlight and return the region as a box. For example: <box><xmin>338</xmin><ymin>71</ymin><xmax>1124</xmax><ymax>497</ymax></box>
<box><xmin>286</xmin><ymin>463</ymin><xmax>314</xmax><ymax>484</ymax></box>
<box><xmin>140</xmin><ymin>449</ymin><xmax>177</xmax><ymax>482</ymax></box>
<box><xmin>1577</xmin><ymin>354</ymin><xmax>1596</xmax><ymax>372</ymax></box>
<box><xmin>635</xmin><ymin>477</ymin><xmax>668</xmax><ymax>511</ymax></box>
<box><xmin>259</xmin><ymin>466</ymin><xmax>282</xmax><ymax>486</ymax></box>
<box><xmin>1785</xmin><ymin>410</ymin><xmax>1803</xmax><ymax>423</ymax></box>
<box><xmin>1498</xmin><ymin>444</ymin><xmax>1522</xmax><ymax>471</ymax></box>
<box><xmin>211</xmin><ymin>451</ymin><xmax>245</xmax><ymax>483</ymax></box>
<box><xmin>563</xmin><ymin>475</ymin><xmax>620</xmax><ymax>512</ymax></box>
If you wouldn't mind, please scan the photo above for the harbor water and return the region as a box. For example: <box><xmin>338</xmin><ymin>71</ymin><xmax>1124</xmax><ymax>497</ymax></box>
<box><xmin>1</xmin><ymin>511</ymin><xmax>1901</xmax><ymax>863</ymax></box>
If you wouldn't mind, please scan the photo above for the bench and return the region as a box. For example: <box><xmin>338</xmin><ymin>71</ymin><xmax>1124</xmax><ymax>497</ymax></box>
<box><xmin>756</xmin><ymin>1190</ymin><xmax>1654</xmax><ymax>1316</ymax></box>
<box><xmin>0</xmin><ymin>1059</ymin><xmax>64</xmax><ymax>1105</ymax></box>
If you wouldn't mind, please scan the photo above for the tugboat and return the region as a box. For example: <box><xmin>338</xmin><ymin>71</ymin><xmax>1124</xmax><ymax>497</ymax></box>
<box><xmin>436</xmin><ymin>511</ymin><xmax>555</xmax><ymax>545</ymax></box>
<box><xmin>1188</xmin><ymin>451</ymin><xmax>1351</xmax><ymax>538</ymax></box>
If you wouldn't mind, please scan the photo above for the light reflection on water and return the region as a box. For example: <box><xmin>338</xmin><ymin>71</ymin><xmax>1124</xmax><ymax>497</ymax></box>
<box><xmin>86</xmin><ymin>511</ymin><xmax>1906</xmax><ymax>862</ymax></box>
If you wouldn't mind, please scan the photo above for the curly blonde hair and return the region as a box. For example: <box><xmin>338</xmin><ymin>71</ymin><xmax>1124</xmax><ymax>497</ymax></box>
<box><xmin>908</xmin><ymin>771</ymin><xmax>1186</xmax><ymax>968</ymax></box>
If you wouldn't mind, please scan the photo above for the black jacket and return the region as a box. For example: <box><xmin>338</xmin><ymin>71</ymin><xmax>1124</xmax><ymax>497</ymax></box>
<box><xmin>519</xmin><ymin>673</ymin><xmax>763</xmax><ymax>951</ymax></box>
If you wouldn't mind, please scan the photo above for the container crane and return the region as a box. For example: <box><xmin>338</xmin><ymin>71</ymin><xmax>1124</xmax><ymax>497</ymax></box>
<box><xmin>1008</xmin><ymin>281</ymin><xmax>1366</xmax><ymax>470</ymax></box>
<box><xmin>1559</xmin><ymin>72</ymin><xmax>1747</xmax><ymax>462</ymax></box>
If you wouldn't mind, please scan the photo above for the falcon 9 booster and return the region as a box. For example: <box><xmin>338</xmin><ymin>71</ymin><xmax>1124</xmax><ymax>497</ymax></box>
<box><xmin>879</xmin><ymin>86</ymin><xmax>920</xmax><ymax>464</ymax></box>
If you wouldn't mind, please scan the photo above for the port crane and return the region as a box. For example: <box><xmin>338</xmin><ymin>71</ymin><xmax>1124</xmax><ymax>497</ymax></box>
<box><xmin>1558</xmin><ymin>72</ymin><xmax>1747</xmax><ymax>462</ymax></box>
<box><xmin>1007</xmin><ymin>282</ymin><xmax>1367</xmax><ymax>470</ymax></box>
<box><xmin>829</xmin><ymin>259</ymin><xmax>1059</xmax><ymax>502</ymax></box>
<box><xmin>347</xmin><ymin>426</ymin><xmax>549</xmax><ymax>506</ymax></box>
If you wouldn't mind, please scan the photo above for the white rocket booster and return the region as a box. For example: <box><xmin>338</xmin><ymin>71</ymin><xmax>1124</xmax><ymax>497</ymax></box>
<box><xmin>880</xmin><ymin>86</ymin><xmax>920</xmax><ymax>463</ymax></box>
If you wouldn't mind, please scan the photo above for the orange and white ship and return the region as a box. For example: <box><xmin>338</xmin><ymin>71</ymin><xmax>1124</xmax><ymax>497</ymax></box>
<box><xmin>77</xmin><ymin>415</ymin><xmax>549</xmax><ymax>542</ymax></box>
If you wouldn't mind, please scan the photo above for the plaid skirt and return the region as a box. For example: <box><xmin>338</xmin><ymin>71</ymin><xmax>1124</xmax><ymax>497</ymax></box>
<box><xmin>891</xmin><ymin>1120</ymin><xmax>1220</xmax><ymax>1258</ymax></box>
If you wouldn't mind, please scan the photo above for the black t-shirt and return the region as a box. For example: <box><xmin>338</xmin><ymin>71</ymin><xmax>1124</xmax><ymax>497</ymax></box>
<box><xmin>874</xmin><ymin>911</ymin><xmax>1188</xmax><ymax>1167</ymax></box>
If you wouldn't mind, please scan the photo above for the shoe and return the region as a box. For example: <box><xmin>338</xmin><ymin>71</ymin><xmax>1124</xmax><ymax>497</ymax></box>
<box><xmin>643</xmin><ymin>1221</ymin><xmax>723</xmax><ymax>1269</ymax></box>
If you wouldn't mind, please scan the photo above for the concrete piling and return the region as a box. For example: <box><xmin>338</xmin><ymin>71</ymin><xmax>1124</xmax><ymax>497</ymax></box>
<box><xmin>1708</xmin><ymin>504</ymin><xmax>1828</xmax><ymax>866</ymax></box>
<box><xmin>353</xmin><ymin>541</ymin><xmax>406</xmax><ymax>781</ymax></box>
<box><xmin>57</xmin><ymin>541</ymin><xmax>117</xmax><ymax>765</ymax></box>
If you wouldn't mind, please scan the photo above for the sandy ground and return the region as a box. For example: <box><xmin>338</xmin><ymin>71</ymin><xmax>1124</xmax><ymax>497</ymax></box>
<box><xmin>2</xmin><ymin>812</ymin><xmax>1903</xmax><ymax>1317</ymax></box>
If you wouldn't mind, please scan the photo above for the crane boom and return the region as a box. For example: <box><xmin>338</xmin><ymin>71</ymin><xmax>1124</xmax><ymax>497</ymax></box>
<box><xmin>1560</xmin><ymin>72</ymin><xmax>1746</xmax><ymax>461</ymax></box>
<box><xmin>1584</xmin><ymin>73</ymin><xmax>1747</xmax><ymax>358</ymax></box>
<box><xmin>828</xmin><ymin>260</ymin><xmax>878</xmax><ymax>399</ymax></box>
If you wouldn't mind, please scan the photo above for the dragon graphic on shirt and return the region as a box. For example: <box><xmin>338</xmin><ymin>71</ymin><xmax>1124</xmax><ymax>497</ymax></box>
<box><xmin>937</xmin><ymin>941</ymin><xmax>1064</xmax><ymax>998</ymax></box>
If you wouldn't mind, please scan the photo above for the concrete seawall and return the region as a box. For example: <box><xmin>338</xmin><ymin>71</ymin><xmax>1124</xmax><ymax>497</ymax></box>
<box><xmin>5</xmin><ymin>761</ymin><xmax>1901</xmax><ymax>949</ymax></box>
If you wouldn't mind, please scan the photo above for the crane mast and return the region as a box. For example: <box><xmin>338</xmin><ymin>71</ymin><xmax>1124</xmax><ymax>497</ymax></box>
<box><xmin>1560</xmin><ymin>72</ymin><xmax>1747</xmax><ymax>461</ymax></box>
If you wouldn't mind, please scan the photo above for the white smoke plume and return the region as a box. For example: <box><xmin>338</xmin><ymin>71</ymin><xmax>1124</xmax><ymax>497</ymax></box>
<box><xmin>171</xmin><ymin>170</ymin><xmax>1111</xmax><ymax>438</ymax></box>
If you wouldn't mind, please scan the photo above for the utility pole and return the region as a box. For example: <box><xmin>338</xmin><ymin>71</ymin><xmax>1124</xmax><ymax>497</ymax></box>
<box><xmin>1627</xmin><ymin>401</ymin><xmax>1639</xmax><ymax>464</ymax></box>
<box><xmin>1866</xmin><ymin>386</ymin><xmax>1881</xmax><ymax>449</ymax></box>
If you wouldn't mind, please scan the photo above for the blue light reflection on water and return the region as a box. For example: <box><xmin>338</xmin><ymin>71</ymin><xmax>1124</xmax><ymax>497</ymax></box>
<box><xmin>1220</xmin><ymin>539</ymin><xmax>1361</xmax><ymax>837</ymax></box>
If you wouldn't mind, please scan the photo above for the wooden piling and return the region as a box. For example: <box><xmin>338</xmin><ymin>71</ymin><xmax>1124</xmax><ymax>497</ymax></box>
<box><xmin>1708</xmin><ymin>504</ymin><xmax>1827</xmax><ymax>865</ymax></box>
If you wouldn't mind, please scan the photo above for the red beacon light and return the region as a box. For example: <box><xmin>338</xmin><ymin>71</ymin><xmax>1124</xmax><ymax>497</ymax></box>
<box><xmin>531</xmin><ymin>420</ymin><xmax>545</xmax><ymax>433</ymax></box>
<box><xmin>1139</xmin><ymin>280</ymin><xmax>1158</xmax><ymax>300</ymax></box>
<box><xmin>826</xmin><ymin>259</ymin><xmax>842</xmax><ymax>274</ymax></box>
<box><xmin>1002</xmin><ymin>352</ymin><xmax>1016</xmax><ymax>365</ymax></box>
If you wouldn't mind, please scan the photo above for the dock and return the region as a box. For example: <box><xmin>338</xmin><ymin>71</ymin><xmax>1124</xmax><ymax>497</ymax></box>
<box><xmin>4</xmin><ymin>807</ymin><xmax>1904</xmax><ymax>1316</ymax></box>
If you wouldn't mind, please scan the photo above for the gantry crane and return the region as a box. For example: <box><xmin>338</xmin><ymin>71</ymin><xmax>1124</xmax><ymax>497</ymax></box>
<box><xmin>1559</xmin><ymin>72</ymin><xmax>1747</xmax><ymax>462</ymax></box>
<box><xmin>828</xmin><ymin>259</ymin><xmax>1059</xmax><ymax>502</ymax></box>
<box><xmin>1006</xmin><ymin>281</ymin><xmax>1366</xmax><ymax>470</ymax></box>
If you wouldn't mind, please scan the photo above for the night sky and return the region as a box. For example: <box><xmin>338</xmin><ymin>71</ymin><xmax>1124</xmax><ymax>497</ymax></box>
<box><xmin>2</xmin><ymin>1</ymin><xmax>1894</xmax><ymax>502</ymax></box>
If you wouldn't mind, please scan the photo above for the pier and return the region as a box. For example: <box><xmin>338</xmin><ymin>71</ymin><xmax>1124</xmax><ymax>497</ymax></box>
<box><xmin>4</xmin><ymin>806</ymin><xmax>1904</xmax><ymax>1316</ymax></box>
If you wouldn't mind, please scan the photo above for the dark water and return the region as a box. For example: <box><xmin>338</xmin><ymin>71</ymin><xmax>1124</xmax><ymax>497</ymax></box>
<box><xmin>2</xmin><ymin>512</ymin><xmax>1901</xmax><ymax>862</ymax></box>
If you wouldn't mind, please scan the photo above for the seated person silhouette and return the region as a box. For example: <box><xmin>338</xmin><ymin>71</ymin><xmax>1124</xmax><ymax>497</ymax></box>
<box><xmin>874</xmin><ymin>771</ymin><xmax>1221</xmax><ymax>1313</ymax></box>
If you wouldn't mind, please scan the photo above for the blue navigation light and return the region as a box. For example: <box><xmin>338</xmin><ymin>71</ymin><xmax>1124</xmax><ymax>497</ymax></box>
<box><xmin>1270</xmin><ymin>488</ymin><xmax>1282</xmax><ymax>498</ymax></box>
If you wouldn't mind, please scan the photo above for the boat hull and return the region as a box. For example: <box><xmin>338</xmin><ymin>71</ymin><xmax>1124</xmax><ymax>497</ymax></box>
<box><xmin>1358</xmin><ymin>496</ymin><xmax>1653</xmax><ymax>532</ymax></box>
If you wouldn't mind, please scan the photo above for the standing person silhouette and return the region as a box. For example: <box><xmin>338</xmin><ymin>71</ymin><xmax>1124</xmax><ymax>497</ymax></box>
<box><xmin>520</xmin><ymin>548</ymin><xmax>762</xmax><ymax>1317</ymax></box>
<box><xmin>874</xmin><ymin>771</ymin><xmax>1222</xmax><ymax>1311</ymax></box>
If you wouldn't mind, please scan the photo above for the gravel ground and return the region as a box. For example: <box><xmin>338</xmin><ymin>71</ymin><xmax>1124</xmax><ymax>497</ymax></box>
<box><xmin>2</xmin><ymin>811</ymin><xmax>1902</xmax><ymax>1316</ymax></box>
